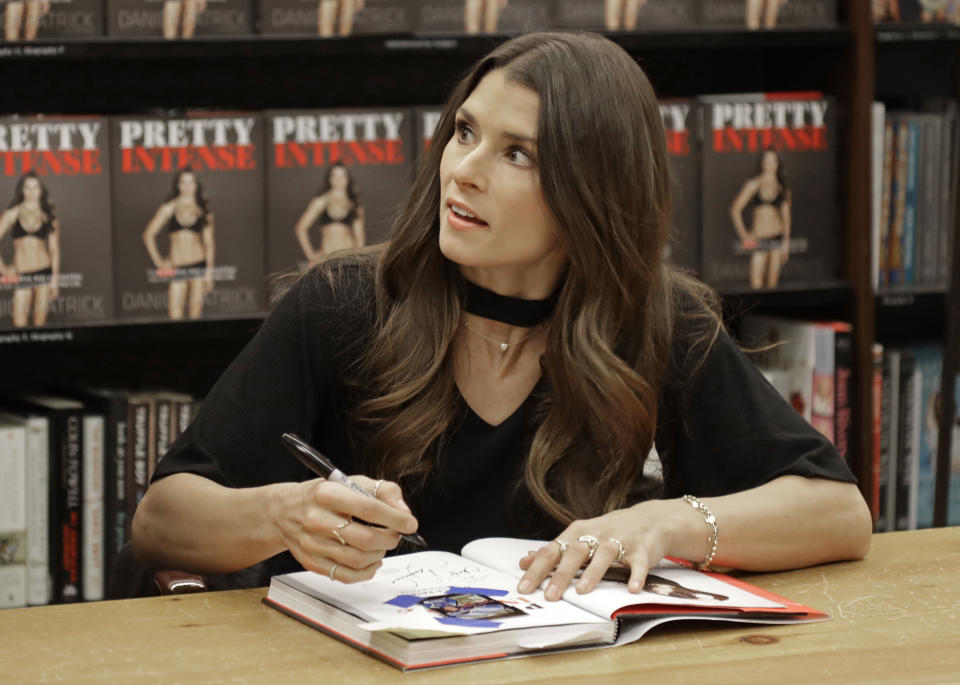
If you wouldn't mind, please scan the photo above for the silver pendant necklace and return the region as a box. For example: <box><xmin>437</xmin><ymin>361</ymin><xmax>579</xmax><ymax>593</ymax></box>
<box><xmin>462</xmin><ymin>320</ymin><xmax>542</xmax><ymax>353</ymax></box>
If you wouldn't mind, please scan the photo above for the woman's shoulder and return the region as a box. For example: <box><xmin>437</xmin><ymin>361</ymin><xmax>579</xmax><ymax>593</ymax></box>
<box><xmin>279</xmin><ymin>251</ymin><xmax>378</xmax><ymax>315</ymax></box>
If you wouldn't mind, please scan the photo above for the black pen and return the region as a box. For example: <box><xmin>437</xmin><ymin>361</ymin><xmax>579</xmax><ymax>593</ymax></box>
<box><xmin>281</xmin><ymin>432</ymin><xmax>427</xmax><ymax>548</ymax></box>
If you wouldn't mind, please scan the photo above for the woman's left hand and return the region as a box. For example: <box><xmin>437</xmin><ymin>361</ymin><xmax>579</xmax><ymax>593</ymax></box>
<box><xmin>517</xmin><ymin>499</ymin><xmax>690</xmax><ymax>601</ymax></box>
<box><xmin>48</xmin><ymin>281</ymin><xmax>59</xmax><ymax>300</ymax></box>
<box><xmin>203</xmin><ymin>273</ymin><xmax>214</xmax><ymax>293</ymax></box>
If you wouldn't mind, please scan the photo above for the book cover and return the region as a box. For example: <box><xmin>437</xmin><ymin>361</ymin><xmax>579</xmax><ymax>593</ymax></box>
<box><xmin>873</xmin><ymin>0</ymin><xmax>960</xmax><ymax>23</ymax></box>
<box><xmin>106</xmin><ymin>0</ymin><xmax>254</xmax><ymax>37</ymax></box>
<box><xmin>110</xmin><ymin>112</ymin><xmax>266</xmax><ymax>321</ymax></box>
<box><xmin>738</xmin><ymin>315</ymin><xmax>815</xmax><ymax>422</ymax></box>
<box><xmin>264</xmin><ymin>537</ymin><xmax>827</xmax><ymax>671</ymax></box>
<box><xmin>910</xmin><ymin>344</ymin><xmax>942</xmax><ymax>529</ymax></box>
<box><xmin>258</xmin><ymin>0</ymin><xmax>413</xmax><ymax>36</ymax></box>
<box><xmin>81</xmin><ymin>413</ymin><xmax>104</xmax><ymax>601</ymax></box>
<box><xmin>414</xmin><ymin>0</ymin><xmax>553</xmax><ymax>33</ymax></box>
<box><xmin>817</xmin><ymin>321</ymin><xmax>853</xmax><ymax>460</ymax></box>
<box><xmin>700</xmin><ymin>93</ymin><xmax>839</xmax><ymax>292</ymax></box>
<box><xmin>553</xmin><ymin>0</ymin><xmax>697</xmax><ymax>29</ymax></box>
<box><xmin>2</xmin><ymin>0</ymin><xmax>103</xmax><ymax>39</ymax></box>
<box><xmin>659</xmin><ymin>99</ymin><xmax>701</xmax><ymax>273</ymax></box>
<box><xmin>265</xmin><ymin>108</ymin><xmax>414</xmax><ymax>293</ymax></box>
<box><xmin>699</xmin><ymin>0</ymin><xmax>836</xmax><ymax>27</ymax></box>
<box><xmin>0</xmin><ymin>418</ymin><xmax>28</xmax><ymax>609</ymax></box>
<box><xmin>414</xmin><ymin>107</ymin><xmax>443</xmax><ymax>160</ymax></box>
<box><xmin>0</xmin><ymin>115</ymin><xmax>114</xmax><ymax>330</ymax></box>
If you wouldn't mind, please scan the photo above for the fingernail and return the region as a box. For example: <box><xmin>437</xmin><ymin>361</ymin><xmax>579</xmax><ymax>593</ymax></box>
<box><xmin>518</xmin><ymin>579</ymin><xmax>532</xmax><ymax>594</ymax></box>
<box><xmin>576</xmin><ymin>579</ymin><xmax>590</xmax><ymax>594</ymax></box>
<box><xmin>546</xmin><ymin>586</ymin><xmax>560</xmax><ymax>601</ymax></box>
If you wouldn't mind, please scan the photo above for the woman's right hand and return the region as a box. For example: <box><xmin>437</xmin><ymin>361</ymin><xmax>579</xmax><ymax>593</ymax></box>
<box><xmin>0</xmin><ymin>265</ymin><xmax>17</xmax><ymax>283</ymax></box>
<box><xmin>273</xmin><ymin>476</ymin><xmax>419</xmax><ymax>583</ymax></box>
<box><xmin>155</xmin><ymin>259</ymin><xmax>175</xmax><ymax>278</ymax></box>
<box><xmin>741</xmin><ymin>235</ymin><xmax>758</xmax><ymax>250</ymax></box>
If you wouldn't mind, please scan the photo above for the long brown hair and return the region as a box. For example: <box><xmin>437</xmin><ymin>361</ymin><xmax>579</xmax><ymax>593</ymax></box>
<box><xmin>351</xmin><ymin>32</ymin><xmax>720</xmax><ymax>525</ymax></box>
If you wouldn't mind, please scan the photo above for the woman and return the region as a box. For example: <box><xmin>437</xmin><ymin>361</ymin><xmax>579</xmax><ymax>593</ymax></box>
<box><xmin>293</xmin><ymin>164</ymin><xmax>366</xmax><ymax>266</ymax></box>
<box><xmin>4</xmin><ymin>0</ymin><xmax>49</xmax><ymax>41</ymax></box>
<box><xmin>643</xmin><ymin>574</ymin><xmax>729</xmax><ymax>602</ymax></box>
<box><xmin>162</xmin><ymin>0</ymin><xmax>205</xmax><ymax>39</ymax></box>
<box><xmin>745</xmin><ymin>0</ymin><xmax>784</xmax><ymax>28</ymax></box>
<box><xmin>465</xmin><ymin>0</ymin><xmax>507</xmax><ymax>33</ymax></box>
<box><xmin>605</xmin><ymin>0</ymin><xmax>646</xmax><ymax>30</ymax></box>
<box><xmin>0</xmin><ymin>172</ymin><xmax>60</xmax><ymax>328</ymax></box>
<box><xmin>142</xmin><ymin>169</ymin><xmax>215</xmax><ymax>320</ymax></box>
<box><xmin>729</xmin><ymin>148</ymin><xmax>792</xmax><ymax>290</ymax></box>
<box><xmin>132</xmin><ymin>33</ymin><xmax>870</xmax><ymax>600</ymax></box>
<box><xmin>318</xmin><ymin>0</ymin><xmax>362</xmax><ymax>37</ymax></box>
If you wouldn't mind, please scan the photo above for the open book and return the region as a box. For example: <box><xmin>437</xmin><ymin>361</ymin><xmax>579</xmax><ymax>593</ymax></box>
<box><xmin>263</xmin><ymin>537</ymin><xmax>827</xmax><ymax>671</ymax></box>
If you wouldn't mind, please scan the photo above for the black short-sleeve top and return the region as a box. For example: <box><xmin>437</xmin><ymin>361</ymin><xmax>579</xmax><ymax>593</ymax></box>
<box><xmin>153</xmin><ymin>261</ymin><xmax>856</xmax><ymax>575</ymax></box>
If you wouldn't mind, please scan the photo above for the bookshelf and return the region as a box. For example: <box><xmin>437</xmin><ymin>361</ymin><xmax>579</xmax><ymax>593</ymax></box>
<box><xmin>0</xmin><ymin>2</ymin><xmax>956</xmax><ymax>526</ymax></box>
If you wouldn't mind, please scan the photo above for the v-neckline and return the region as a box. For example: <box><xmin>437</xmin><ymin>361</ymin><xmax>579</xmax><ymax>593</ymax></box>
<box><xmin>456</xmin><ymin>377</ymin><xmax>543</xmax><ymax>429</ymax></box>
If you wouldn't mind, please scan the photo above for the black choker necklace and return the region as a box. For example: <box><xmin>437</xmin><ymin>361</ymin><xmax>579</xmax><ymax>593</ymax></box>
<box><xmin>462</xmin><ymin>279</ymin><xmax>558</xmax><ymax>328</ymax></box>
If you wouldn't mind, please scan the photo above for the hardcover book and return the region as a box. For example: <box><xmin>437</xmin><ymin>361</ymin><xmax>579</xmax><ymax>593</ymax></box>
<box><xmin>659</xmin><ymin>99</ymin><xmax>701</xmax><ymax>272</ymax></box>
<box><xmin>0</xmin><ymin>115</ymin><xmax>114</xmax><ymax>330</ymax></box>
<box><xmin>414</xmin><ymin>0</ymin><xmax>553</xmax><ymax>33</ymax></box>
<box><xmin>699</xmin><ymin>0</ymin><xmax>836</xmax><ymax>28</ymax></box>
<box><xmin>110</xmin><ymin>112</ymin><xmax>266</xmax><ymax>321</ymax></box>
<box><xmin>258</xmin><ymin>0</ymin><xmax>413</xmax><ymax>36</ymax></box>
<box><xmin>414</xmin><ymin>107</ymin><xmax>443</xmax><ymax>159</ymax></box>
<box><xmin>265</xmin><ymin>108</ymin><xmax>414</xmax><ymax>293</ymax></box>
<box><xmin>106</xmin><ymin>0</ymin><xmax>254</xmax><ymax>37</ymax></box>
<box><xmin>0</xmin><ymin>417</ymin><xmax>27</xmax><ymax>609</ymax></box>
<box><xmin>2</xmin><ymin>0</ymin><xmax>103</xmax><ymax>39</ymax></box>
<box><xmin>554</xmin><ymin>0</ymin><xmax>697</xmax><ymax>30</ymax></box>
<box><xmin>700</xmin><ymin>93</ymin><xmax>840</xmax><ymax>292</ymax></box>
<box><xmin>264</xmin><ymin>537</ymin><xmax>827</xmax><ymax>671</ymax></box>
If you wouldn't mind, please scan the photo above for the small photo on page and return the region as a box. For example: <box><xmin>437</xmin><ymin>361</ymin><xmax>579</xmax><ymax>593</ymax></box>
<box><xmin>419</xmin><ymin>593</ymin><xmax>527</xmax><ymax>621</ymax></box>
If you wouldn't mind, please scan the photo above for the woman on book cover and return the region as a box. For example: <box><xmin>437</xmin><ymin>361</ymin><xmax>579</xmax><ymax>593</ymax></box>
<box><xmin>142</xmin><ymin>168</ymin><xmax>215</xmax><ymax>320</ymax></box>
<box><xmin>293</xmin><ymin>164</ymin><xmax>366</xmax><ymax>266</ymax></box>
<box><xmin>745</xmin><ymin>0</ymin><xmax>784</xmax><ymax>28</ymax></box>
<box><xmin>605</xmin><ymin>0</ymin><xmax>646</xmax><ymax>30</ymax></box>
<box><xmin>130</xmin><ymin>32</ymin><xmax>870</xmax><ymax>602</ymax></box>
<box><xmin>729</xmin><ymin>148</ymin><xmax>793</xmax><ymax>289</ymax></box>
<box><xmin>4</xmin><ymin>0</ymin><xmax>49</xmax><ymax>40</ymax></box>
<box><xmin>0</xmin><ymin>172</ymin><xmax>61</xmax><ymax>328</ymax></box>
<box><xmin>464</xmin><ymin>0</ymin><xmax>508</xmax><ymax>33</ymax></box>
<box><xmin>643</xmin><ymin>574</ymin><xmax>729</xmax><ymax>601</ymax></box>
<box><xmin>318</xmin><ymin>0</ymin><xmax>363</xmax><ymax>36</ymax></box>
<box><xmin>162</xmin><ymin>0</ymin><xmax>206</xmax><ymax>39</ymax></box>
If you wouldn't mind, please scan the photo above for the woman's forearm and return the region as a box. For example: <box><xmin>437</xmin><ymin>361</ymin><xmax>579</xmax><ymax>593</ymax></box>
<box><xmin>131</xmin><ymin>473</ymin><xmax>292</xmax><ymax>574</ymax></box>
<box><xmin>675</xmin><ymin>476</ymin><xmax>871</xmax><ymax>571</ymax></box>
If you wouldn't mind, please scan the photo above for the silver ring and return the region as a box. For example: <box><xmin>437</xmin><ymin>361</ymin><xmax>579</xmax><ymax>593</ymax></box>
<box><xmin>553</xmin><ymin>538</ymin><xmax>569</xmax><ymax>554</ymax></box>
<box><xmin>329</xmin><ymin>562</ymin><xmax>339</xmax><ymax>580</ymax></box>
<box><xmin>607</xmin><ymin>538</ymin><xmax>626</xmax><ymax>564</ymax></box>
<box><xmin>577</xmin><ymin>535</ymin><xmax>600</xmax><ymax>559</ymax></box>
<box><xmin>373</xmin><ymin>479</ymin><xmax>384</xmax><ymax>498</ymax></box>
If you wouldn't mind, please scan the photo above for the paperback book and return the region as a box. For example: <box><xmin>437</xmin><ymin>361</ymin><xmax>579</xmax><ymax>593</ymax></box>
<box><xmin>265</xmin><ymin>108</ymin><xmax>415</xmax><ymax>292</ymax></box>
<box><xmin>414</xmin><ymin>0</ymin><xmax>553</xmax><ymax>33</ymax></box>
<box><xmin>0</xmin><ymin>115</ymin><xmax>114</xmax><ymax>330</ymax></box>
<box><xmin>553</xmin><ymin>0</ymin><xmax>697</xmax><ymax>30</ymax></box>
<box><xmin>2</xmin><ymin>0</ymin><xmax>103</xmax><ymax>39</ymax></box>
<box><xmin>264</xmin><ymin>537</ymin><xmax>828</xmax><ymax>671</ymax></box>
<box><xmin>699</xmin><ymin>0</ymin><xmax>836</xmax><ymax>27</ymax></box>
<box><xmin>106</xmin><ymin>0</ymin><xmax>254</xmax><ymax>37</ymax></box>
<box><xmin>659</xmin><ymin>99</ymin><xmax>701</xmax><ymax>272</ymax></box>
<box><xmin>110</xmin><ymin>112</ymin><xmax>267</xmax><ymax>321</ymax></box>
<box><xmin>258</xmin><ymin>0</ymin><xmax>413</xmax><ymax>36</ymax></box>
<box><xmin>700</xmin><ymin>93</ymin><xmax>840</xmax><ymax>292</ymax></box>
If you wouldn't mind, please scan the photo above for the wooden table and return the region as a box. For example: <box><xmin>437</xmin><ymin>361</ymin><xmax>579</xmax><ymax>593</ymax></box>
<box><xmin>2</xmin><ymin>529</ymin><xmax>959</xmax><ymax>684</ymax></box>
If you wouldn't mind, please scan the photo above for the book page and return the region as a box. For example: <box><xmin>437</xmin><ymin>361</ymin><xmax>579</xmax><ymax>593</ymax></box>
<box><xmin>460</xmin><ymin>538</ymin><xmax>784</xmax><ymax>619</ymax></box>
<box><xmin>279</xmin><ymin>550</ymin><xmax>609</xmax><ymax>638</ymax></box>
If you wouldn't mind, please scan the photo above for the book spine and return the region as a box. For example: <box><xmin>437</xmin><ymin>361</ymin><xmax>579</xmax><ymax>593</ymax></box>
<box><xmin>895</xmin><ymin>351</ymin><xmax>916</xmax><ymax>531</ymax></box>
<box><xmin>125</xmin><ymin>398</ymin><xmax>152</xmax><ymax>540</ymax></box>
<box><xmin>0</xmin><ymin>423</ymin><xmax>28</xmax><ymax>608</ymax></box>
<box><xmin>102</xmin><ymin>395</ymin><xmax>128</xmax><ymax>602</ymax></box>
<box><xmin>153</xmin><ymin>395</ymin><xmax>172</xmax><ymax>479</ymax></box>
<box><xmin>901</xmin><ymin>119</ymin><xmax>919</xmax><ymax>286</ymax></box>
<box><xmin>888</xmin><ymin>117</ymin><xmax>907</xmax><ymax>286</ymax></box>
<box><xmin>25</xmin><ymin>417</ymin><xmax>50</xmax><ymax>605</ymax></box>
<box><xmin>879</xmin><ymin>116</ymin><xmax>895</xmax><ymax>287</ymax></box>
<box><xmin>918</xmin><ymin>117</ymin><xmax>941</xmax><ymax>286</ymax></box>
<box><xmin>833</xmin><ymin>324</ymin><xmax>853</xmax><ymax>461</ymax></box>
<box><xmin>871</xmin><ymin>102</ymin><xmax>886</xmax><ymax>290</ymax></box>
<box><xmin>882</xmin><ymin>349</ymin><xmax>901</xmax><ymax>532</ymax></box>
<box><xmin>56</xmin><ymin>410</ymin><xmax>84</xmax><ymax>603</ymax></box>
<box><xmin>871</xmin><ymin>344</ymin><xmax>884</xmax><ymax>528</ymax></box>
<box><xmin>174</xmin><ymin>397</ymin><xmax>194</xmax><ymax>438</ymax></box>
<box><xmin>811</xmin><ymin>325</ymin><xmax>836</xmax><ymax>444</ymax></box>
<box><xmin>943</xmin><ymin>107</ymin><xmax>960</xmax><ymax>286</ymax></box>
<box><xmin>82</xmin><ymin>415</ymin><xmax>105</xmax><ymax>602</ymax></box>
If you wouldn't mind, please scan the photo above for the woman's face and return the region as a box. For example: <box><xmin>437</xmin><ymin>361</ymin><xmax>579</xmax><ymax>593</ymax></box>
<box><xmin>329</xmin><ymin>166</ymin><xmax>350</xmax><ymax>191</ymax></box>
<box><xmin>22</xmin><ymin>177</ymin><xmax>42</xmax><ymax>204</ymax></box>
<box><xmin>438</xmin><ymin>68</ymin><xmax>567</xmax><ymax>294</ymax></box>
<box><xmin>178</xmin><ymin>172</ymin><xmax>198</xmax><ymax>198</ymax></box>
<box><xmin>761</xmin><ymin>150</ymin><xmax>779</xmax><ymax>174</ymax></box>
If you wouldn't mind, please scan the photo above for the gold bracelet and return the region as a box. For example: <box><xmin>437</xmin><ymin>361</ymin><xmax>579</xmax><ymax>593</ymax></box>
<box><xmin>681</xmin><ymin>495</ymin><xmax>718</xmax><ymax>571</ymax></box>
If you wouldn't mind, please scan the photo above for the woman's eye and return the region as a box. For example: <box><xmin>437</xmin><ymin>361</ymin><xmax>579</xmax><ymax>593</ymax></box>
<box><xmin>455</xmin><ymin>121</ymin><xmax>474</xmax><ymax>144</ymax></box>
<box><xmin>507</xmin><ymin>147</ymin><xmax>535</xmax><ymax>166</ymax></box>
